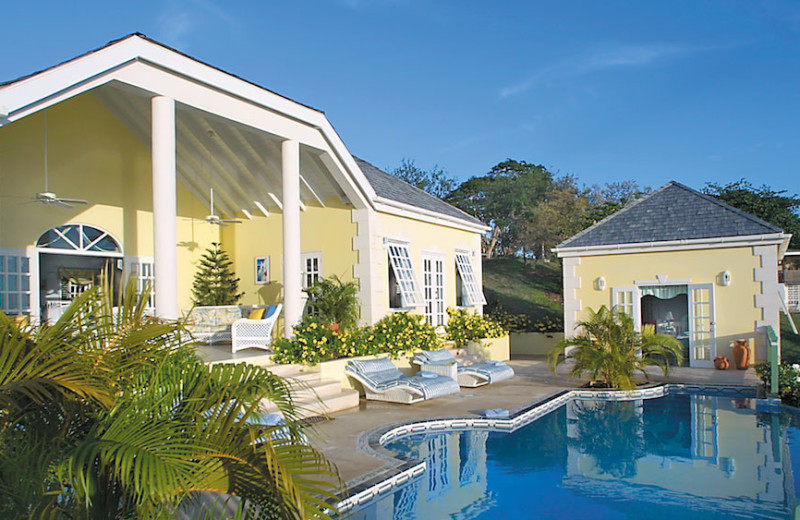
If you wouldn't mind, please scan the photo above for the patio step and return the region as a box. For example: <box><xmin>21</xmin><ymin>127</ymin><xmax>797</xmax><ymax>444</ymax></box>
<box><xmin>259</xmin><ymin>366</ymin><xmax>359</xmax><ymax>419</ymax></box>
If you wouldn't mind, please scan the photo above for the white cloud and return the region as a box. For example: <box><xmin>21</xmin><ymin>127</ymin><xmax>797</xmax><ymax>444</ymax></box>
<box><xmin>498</xmin><ymin>43</ymin><xmax>697</xmax><ymax>100</ymax></box>
<box><xmin>156</xmin><ymin>0</ymin><xmax>239</xmax><ymax>50</ymax></box>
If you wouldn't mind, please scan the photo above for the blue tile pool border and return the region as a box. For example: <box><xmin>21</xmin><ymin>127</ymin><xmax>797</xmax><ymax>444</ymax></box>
<box><xmin>333</xmin><ymin>383</ymin><xmax>758</xmax><ymax>514</ymax></box>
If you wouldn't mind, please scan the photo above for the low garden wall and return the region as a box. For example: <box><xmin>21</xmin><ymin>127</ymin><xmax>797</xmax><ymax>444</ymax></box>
<box><xmin>465</xmin><ymin>335</ymin><xmax>510</xmax><ymax>361</ymax></box>
<box><xmin>509</xmin><ymin>332</ymin><xmax>564</xmax><ymax>356</ymax></box>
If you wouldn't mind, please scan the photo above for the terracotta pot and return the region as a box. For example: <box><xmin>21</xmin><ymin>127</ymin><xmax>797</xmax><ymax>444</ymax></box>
<box><xmin>733</xmin><ymin>339</ymin><xmax>749</xmax><ymax>370</ymax></box>
<box><xmin>325</xmin><ymin>323</ymin><xmax>341</xmax><ymax>334</ymax></box>
<box><xmin>714</xmin><ymin>356</ymin><xmax>730</xmax><ymax>370</ymax></box>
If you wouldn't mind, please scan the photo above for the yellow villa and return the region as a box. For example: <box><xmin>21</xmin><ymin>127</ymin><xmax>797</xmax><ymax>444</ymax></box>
<box><xmin>554</xmin><ymin>181</ymin><xmax>792</xmax><ymax>368</ymax></box>
<box><xmin>0</xmin><ymin>34</ymin><xmax>488</xmax><ymax>334</ymax></box>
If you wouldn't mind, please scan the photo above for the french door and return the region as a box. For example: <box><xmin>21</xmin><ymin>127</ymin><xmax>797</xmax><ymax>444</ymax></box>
<box><xmin>688</xmin><ymin>283</ymin><xmax>715</xmax><ymax>368</ymax></box>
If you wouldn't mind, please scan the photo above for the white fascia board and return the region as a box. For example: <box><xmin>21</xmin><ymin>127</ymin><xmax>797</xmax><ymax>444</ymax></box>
<box><xmin>553</xmin><ymin>233</ymin><xmax>792</xmax><ymax>258</ymax></box>
<box><xmin>373</xmin><ymin>197</ymin><xmax>490</xmax><ymax>234</ymax></box>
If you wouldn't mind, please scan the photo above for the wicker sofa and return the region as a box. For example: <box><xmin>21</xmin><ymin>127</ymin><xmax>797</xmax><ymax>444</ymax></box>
<box><xmin>185</xmin><ymin>304</ymin><xmax>280</xmax><ymax>352</ymax></box>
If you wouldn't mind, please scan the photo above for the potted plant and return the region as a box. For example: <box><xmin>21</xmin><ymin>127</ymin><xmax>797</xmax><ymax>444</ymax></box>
<box><xmin>547</xmin><ymin>305</ymin><xmax>683</xmax><ymax>390</ymax></box>
<box><xmin>304</xmin><ymin>275</ymin><xmax>359</xmax><ymax>333</ymax></box>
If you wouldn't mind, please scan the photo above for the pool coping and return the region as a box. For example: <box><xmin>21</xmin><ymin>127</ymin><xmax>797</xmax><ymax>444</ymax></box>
<box><xmin>333</xmin><ymin>382</ymin><xmax>758</xmax><ymax>514</ymax></box>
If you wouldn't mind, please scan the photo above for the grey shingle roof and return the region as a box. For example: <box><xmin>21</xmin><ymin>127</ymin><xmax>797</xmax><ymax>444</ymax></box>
<box><xmin>557</xmin><ymin>181</ymin><xmax>783</xmax><ymax>249</ymax></box>
<box><xmin>355</xmin><ymin>157</ymin><xmax>485</xmax><ymax>227</ymax></box>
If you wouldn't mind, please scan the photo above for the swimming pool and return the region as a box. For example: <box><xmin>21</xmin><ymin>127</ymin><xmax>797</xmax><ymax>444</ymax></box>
<box><xmin>340</xmin><ymin>386</ymin><xmax>799</xmax><ymax>519</ymax></box>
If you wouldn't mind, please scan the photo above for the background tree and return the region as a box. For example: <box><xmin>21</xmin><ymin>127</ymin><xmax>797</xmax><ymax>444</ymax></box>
<box><xmin>704</xmin><ymin>179</ymin><xmax>800</xmax><ymax>249</ymax></box>
<box><xmin>447</xmin><ymin>159</ymin><xmax>554</xmax><ymax>258</ymax></box>
<box><xmin>192</xmin><ymin>242</ymin><xmax>244</xmax><ymax>306</ymax></box>
<box><xmin>389</xmin><ymin>158</ymin><xmax>458</xmax><ymax>199</ymax></box>
<box><xmin>584</xmin><ymin>180</ymin><xmax>650</xmax><ymax>225</ymax></box>
<box><xmin>524</xmin><ymin>175</ymin><xmax>590</xmax><ymax>261</ymax></box>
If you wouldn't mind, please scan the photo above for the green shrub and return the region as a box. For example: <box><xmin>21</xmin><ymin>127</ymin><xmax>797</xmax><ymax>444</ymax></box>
<box><xmin>446</xmin><ymin>308</ymin><xmax>508</xmax><ymax>348</ymax></box>
<box><xmin>486</xmin><ymin>308</ymin><xmax>563</xmax><ymax>333</ymax></box>
<box><xmin>371</xmin><ymin>312</ymin><xmax>439</xmax><ymax>356</ymax></box>
<box><xmin>271</xmin><ymin>312</ymin><xmax>441</xmax><ymax>365</ymax></box>
<box><xmin>755</xmin><ymin>362</ymin><xmax>800</xmax><ymax>406</ymax></box>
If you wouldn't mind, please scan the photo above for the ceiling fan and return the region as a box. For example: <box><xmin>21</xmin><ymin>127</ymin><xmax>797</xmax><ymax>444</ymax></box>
<box><xmin>34</xmin><ymin>111</ymin><xmax>88</xmax><ymax>208</ymax></box>
<box><xmin>204</xmin><ymin>188</ymin><xmax>241</xmax><ymax>226</ymax></box>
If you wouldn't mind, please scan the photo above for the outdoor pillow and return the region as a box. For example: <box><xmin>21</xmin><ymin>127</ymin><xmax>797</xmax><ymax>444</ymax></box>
<box><xmin>249</xmin><ymin>308</ymin><xmax>266</xmax><ymax>320</ymax></box>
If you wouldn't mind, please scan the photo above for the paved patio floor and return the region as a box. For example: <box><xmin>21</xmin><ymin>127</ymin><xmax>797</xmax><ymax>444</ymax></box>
<box><xmin>309</xmin><ymin>356</ymin><xmax>762</xmax><ymax>490</ymax></box>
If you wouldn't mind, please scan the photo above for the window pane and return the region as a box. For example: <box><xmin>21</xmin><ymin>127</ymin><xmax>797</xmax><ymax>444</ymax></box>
<box><xmin>20</xmin><ymin>257</ymin><xmax>29</xmax><ymax>273</ymax></box>
<box><xmin>21</xmin><ymin>294</ymin><xmax>30</xmax><ymax>309</ymax></box>
<box><xmin>6</xmin><ymin>294</ymin><xmax>18</xmax><ymax>310</ymax></box>
<box><xmin>7</xmin><ymin>276</ymin><xmax>17</xmax><ymax>292</ymax></box>
<box><xmin>21</xmin><ymin>276</ymin><xmax>29</xmax><ymax>292</ymax></box>
<box><xmin>6</xmin><ymin>257</ymin><xmax>17</xmax><ymax>273</ymax></box>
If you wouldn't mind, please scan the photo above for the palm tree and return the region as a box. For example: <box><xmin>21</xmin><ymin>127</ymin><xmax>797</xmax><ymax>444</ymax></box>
<box><xmin>0</xmin><ymin>276</ymin><xmax>340</xmax><ymax>519</ymax></box>
<box><xmin>547</xmin><ymin>305</ymin><xmax>683</xmax><ymax>390</ymax></box>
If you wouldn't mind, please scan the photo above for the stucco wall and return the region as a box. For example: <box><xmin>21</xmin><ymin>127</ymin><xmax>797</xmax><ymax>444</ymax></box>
<box><xmin>373</xmin><ymin>212</ymin><xmax>484</xmax><ymax>321</ymax></box>
<box><xmin>565</xmin><ymin>246</ymin><xmax>779</xmax><ymax>363</ymax></box>
<box><xmin>0</xmin><ymin>93</ymin><xmax>218</xmax><ymax>313</ymax></box>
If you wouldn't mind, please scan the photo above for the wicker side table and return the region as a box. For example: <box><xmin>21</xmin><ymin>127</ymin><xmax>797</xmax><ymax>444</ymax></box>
<box><xmin>419</xmin><ymin>362</ymin><xmax>458</xmax><ymax>380</ymax></box>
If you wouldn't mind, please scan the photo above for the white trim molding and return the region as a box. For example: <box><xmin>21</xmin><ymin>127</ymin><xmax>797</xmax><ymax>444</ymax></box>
<box><xmin>562</xmin><ymin>257</ymin><xmax>581</xmax><ymax>336</ymax></box>
<box><xmin>753</xmin><ymin>244</ymin><xmax>781</xmax><ymax>360</ymax></box>
<box><xmin>554</xmin><ymin>233</ymin><xmax>791</xmax><ymax>258</ymax></box>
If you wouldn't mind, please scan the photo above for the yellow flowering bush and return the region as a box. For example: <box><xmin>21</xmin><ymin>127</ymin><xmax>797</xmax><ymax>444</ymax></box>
<box><xmin>271</xmin><ymin>313</ymin><xmax>442</xmax><ymax>364</ymax></box>
<box><xmin>369</xmin><ymin>312</ymin><xmax>439</xmax><ymax>358</ymax></box>
<box><xmin>446</xmin><ymin>308</ymin><xmax>508</xmax><ymax>348</ymax></box>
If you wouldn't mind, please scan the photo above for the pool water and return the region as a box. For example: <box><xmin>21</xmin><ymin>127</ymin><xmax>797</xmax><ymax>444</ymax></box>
<box><xmin>346</xmin><ymin>393</ymin><xmax>800</xmax><ymax>519</ymax></box>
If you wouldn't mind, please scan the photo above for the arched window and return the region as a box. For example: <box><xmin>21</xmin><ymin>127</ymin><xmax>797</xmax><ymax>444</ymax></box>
<box><xmin>36</xmin><ymin>224</ymin><xmax>122</xmax><ymax>254</ymax></box>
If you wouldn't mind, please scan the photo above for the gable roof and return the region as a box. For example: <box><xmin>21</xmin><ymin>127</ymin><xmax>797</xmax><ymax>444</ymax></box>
<box><xmin>354</xmin><ymin>157</ymin><xmax>485</xmax><ymax>227</ymax></box>
<box><xmin>556</xmin><ymin>181</ymin><xmax>784</xmax><ymax>250</ymax></box>
<box><xmin>0</xmin><ymin>33</ymin><xmax>486</xmax><ymax>231</ymax></box>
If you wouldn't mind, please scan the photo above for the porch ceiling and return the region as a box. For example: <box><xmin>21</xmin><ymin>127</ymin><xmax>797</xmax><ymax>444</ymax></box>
<box><xmin>92</xmin><ymin>82</ymin><xmax>348</xmax><ymax>219</ymax></box>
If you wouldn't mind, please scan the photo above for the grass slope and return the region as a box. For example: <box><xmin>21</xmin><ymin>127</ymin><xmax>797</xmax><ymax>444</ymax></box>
<box><xmin>482</xmin><ymin>257</ymin><xmax>563</xmax><ymax>324</ymax></box>
<box><xmin>782</xmin><ymin>312</ymin><xmax>800</xmax><ymax>364</ymax></box>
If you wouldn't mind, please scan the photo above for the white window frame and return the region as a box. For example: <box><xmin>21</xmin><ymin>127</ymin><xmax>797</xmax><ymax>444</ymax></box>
<box><xmin>0</xmin><ymin>249</ymin><xmax>32</xmax><ymax>315</ymax></box>
<box><xmin>126</xmin><ymin>257</ymin><xmax>155</xmax><ymax>311</ymax></box>
<box><xmin>455</xmin><ymin>251</ymin><xmax>487</xmax><ymax>307</ymax></box>
<box><xmin>611</xmin><ymin>286</ymin><xmax>642</xmax><ymax>331</ymax></box>
<box><xmin>301</xmin><ymin>251</ymin><xmax>323</xmax><ymax>317</ymax></box>
<box><xmin>423</xmin><ymin>252</ymin><xmax>446</xmax><ymax>327</ymax></box>
<box><xmin>386</xmin><ymin>240</ymin><xmax>423</xmax><ymax>308</ymax></box>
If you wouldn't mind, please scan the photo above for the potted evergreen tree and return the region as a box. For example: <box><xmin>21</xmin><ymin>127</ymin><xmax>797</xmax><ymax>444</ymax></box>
<box><xmin>192</xmin><ymin>242</ymin><xmax>243</xmax><ymax>306</ymax></box>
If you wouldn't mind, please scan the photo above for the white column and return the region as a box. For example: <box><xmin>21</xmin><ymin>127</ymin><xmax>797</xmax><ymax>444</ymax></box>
<box><xmin>151</xmin><ymin>96</ymin><xmax>179</xmax><ymax>320</ymax></box>
<box><xmin>282</xmin><ymin>139</ymin><xmax>302</xmax><ymax>336</ymax></box>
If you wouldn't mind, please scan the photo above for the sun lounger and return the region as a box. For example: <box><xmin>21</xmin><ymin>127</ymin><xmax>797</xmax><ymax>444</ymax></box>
<box><xmin>413</xmin><ymin>349</ymin><xmax>514</xmax><ymax>388</ymax></box>
<box><xmin>344</xmin><ymin>358</ymin><xmax>460</xmax><ymax>404</ymax></box>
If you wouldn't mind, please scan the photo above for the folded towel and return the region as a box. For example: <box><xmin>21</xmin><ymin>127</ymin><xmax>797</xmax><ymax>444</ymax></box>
<box><xmin>418</xmin><ymin>371</ymin><xmax>438</xmax><ymax>378</ymax></box>
<box><xmin>485</xmin><ymin>360</ymin><xmax>506</xmax><ymax>366</ymax></box>
<box><xmin>482</xmin><ymin>408</ymin><xmax>509</xmax><ymax>418</ymax></box>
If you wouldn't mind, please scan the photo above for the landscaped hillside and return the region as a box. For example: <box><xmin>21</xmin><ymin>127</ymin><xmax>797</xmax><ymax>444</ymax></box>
<box><xmin>482</xmin><ymin>257</ymin><xmax>563</xmax><ymax>328</ymax></box>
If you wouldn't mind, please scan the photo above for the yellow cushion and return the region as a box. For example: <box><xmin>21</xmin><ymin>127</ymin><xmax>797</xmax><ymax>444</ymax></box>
<box><xmin>248</xmin><ymin>308</ymin><xmax>266</xmax><ymax>320</ymax></box>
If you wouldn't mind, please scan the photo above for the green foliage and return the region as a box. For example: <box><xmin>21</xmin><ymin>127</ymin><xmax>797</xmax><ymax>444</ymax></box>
<box><xmin>304</xmin><ymin>275</ymin><xmax>359</xmax><ymax>332</ymax></box>
<box><xmin>487</xmin><ymin>307</ymin><xmax>563</xmax><ymax>333</ymax></box>
<box><xmin>445</xmin><ymin>308</ymin><xmax>508</xmax><ymax>348</ymax></box>
<box><xmin>371</xmin><ymin>311</ymin><xmax>440</xmax><ymax>354</ymax></box>
<box><xmin>192</xmin><ymin>242</ymin><xmax>244</xmax><ymax>306</ymax></box>
<box><xmin>0</xmin><ymin>276</ymin><xmax>339</xmax><ymax>520</ymax></box>
<box><xmin>583</xmin><ymin>181</ymin><xmax>650</xmax><ymax>225</ymax></box>
<box><xmin>482</xmin><ymin>257</ymin><xmax>563</xmax><ymax>326</ymax></box>
<box><xmin>755</xmin><ymin>362</ymin><xmax>800</xmax><ymax>407</ymax></box>
<box><xmin>781</xmin><ymin>312</ymin><xmax>800</xmax><ymax>364</ymax></box>
<box><xmin>389</xmin><ymin>158</ymin><xmax>458</xmax><ymax>199</ymax></box>
<box><xmin>272</xmin><ymin>313</ymin><xmax>440</xmax><ymax>365</ymax></box>
<box><xmin>547</xmin><ymin>305</ymin><xmax>683</xmax><ymax>390</ymax></box>
<box><xmin>446</xmin><ymin>159</ymin><xmax>554</xmax><ymax>257</ymax></box>
<box><xmin>704</xmin><ymin>179</ymin><xmax>800</xmax><ymax>249</ymax></box>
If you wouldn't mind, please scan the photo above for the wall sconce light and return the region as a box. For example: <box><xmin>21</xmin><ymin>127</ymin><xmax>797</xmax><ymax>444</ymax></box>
<box><xmin>721</xmin><ymin>270</ymin><xmax>731</xmax><ymax>286</ymax></box>
<box><xmin>595</xmin><ymin>276</ymin><xmax>606</xmax><ymax>291</ymax></box>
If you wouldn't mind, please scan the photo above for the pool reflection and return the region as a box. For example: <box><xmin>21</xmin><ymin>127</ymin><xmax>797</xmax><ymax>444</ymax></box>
<box><xmin>351</xmin><ymin>395</ymin><xmax>799</xmax><ymax>519</ymax></box>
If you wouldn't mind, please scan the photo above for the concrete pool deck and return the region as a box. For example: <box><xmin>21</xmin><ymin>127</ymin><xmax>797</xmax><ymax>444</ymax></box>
<box><xmin>308</xmin><ymin>356</ymin><xmax>761</xmax><ymax>488</ymax></box>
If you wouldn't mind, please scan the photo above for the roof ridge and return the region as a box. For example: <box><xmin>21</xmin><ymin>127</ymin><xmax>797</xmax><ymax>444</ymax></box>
<box><xmin>556</xmin><ymin>182</ymin><xmax>669</xmax><ymax>248</ymax></box>
<box><xmin>1</xmin><ymin>33</ymin><xmax>324</xmax><ymax>114</ymax></box>
<box><xmin>668</xmin><ymin>180</ymin><xmax>782</xmax><ymax>232</ymax></box>
<box><xmin>353</xmin><ymin>157</ymin><xmax>485</xmax><ymax>226</ymax></box>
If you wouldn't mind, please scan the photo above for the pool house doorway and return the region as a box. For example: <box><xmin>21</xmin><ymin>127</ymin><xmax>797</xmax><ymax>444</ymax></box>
<box><xmin>613</xmin><ymin>283</ymin><xmax>716</xmax><ymax>368</ymax></box>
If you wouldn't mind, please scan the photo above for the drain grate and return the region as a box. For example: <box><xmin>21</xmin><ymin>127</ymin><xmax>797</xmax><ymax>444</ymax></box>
<box><xmin>300</xmin><ymin>415</ymin><xmax>331</xmax><ymax>426</ymax></box>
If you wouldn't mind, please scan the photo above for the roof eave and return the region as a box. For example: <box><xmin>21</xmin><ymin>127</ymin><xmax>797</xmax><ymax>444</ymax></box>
<box><xmin>554</xmin><ymin>233</ymin><xmax>792</xmax><ymax>258</ymax></box>
<box><xmin>374</xmin><ymin>197</ymin><xmax>490</xmax><ymax>233</ymax></box>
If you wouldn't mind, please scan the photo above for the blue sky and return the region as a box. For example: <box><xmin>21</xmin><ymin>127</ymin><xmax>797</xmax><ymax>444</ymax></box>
<box><xmin>2</xmin><ymin>1</ymin><xmax>798</xmax><ymax>194</ymax></box>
